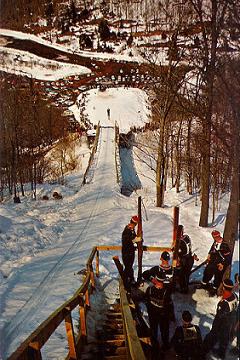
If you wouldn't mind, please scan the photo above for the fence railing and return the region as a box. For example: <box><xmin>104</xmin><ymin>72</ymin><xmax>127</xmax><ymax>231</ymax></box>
<box><xmin>7</xmin><ymin>245</ymin><xmax>172</xmax><ymax>360</ymax></box>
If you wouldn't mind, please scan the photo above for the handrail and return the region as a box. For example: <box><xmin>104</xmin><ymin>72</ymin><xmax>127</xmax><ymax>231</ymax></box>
<box><xmin>7</xmin><ymin>247</ymin><xmax>98</xmax><ymax>360</ymax></box>
<box><xmin>7</xmin><ymin>245</ymin><xmax>171</xmax><ymax>360</ymax></box>
<box><xmin>119</xmin><ymin>278</ymin><xmax>146</xmax><ymax>360</ymax></box>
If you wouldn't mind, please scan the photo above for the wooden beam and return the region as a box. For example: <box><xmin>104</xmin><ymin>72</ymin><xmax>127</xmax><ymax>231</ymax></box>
<box><xmin>79</xmin><ymin>296</ymin><xmax>87</xmax><ymax>342</ymax></box>
<box><xmin>119</xmin><ymin>279</ymin><xmax>146</xmax><ymax>360</ymax></box>
<box><xmin>28</xmin><ymin>344</ymin><xmax>42</xmax><ymax>360</ymax></box>
<box><xmin>64</xmin><ymin>312</ymin><xmax>77</xmax><ymax>359</ymax></box>
<box><xmin>96</xmin><ymin>249</ymin><xmax>100</xmax><ymax>277</ymax></box>
<box><xmin>172</xmin><ymin>206</ymin><xmax>179</xmax><ymax>247</ymax></box>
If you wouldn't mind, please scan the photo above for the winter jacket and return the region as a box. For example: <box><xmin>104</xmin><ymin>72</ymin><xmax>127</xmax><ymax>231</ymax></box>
<box><xmin>208</xmin><ymin>241</ymin><xmax>231</xmax><ymax>266</ymax></box>
<box><xmin>142</xmin><ymin>264</ymin><xmax>173</xmax><ymax>285</ymax></box>
<box><xmin>178</xmin><ymin>235</ymin><xmax>192</xmax><ymax>258</ymax></box>
<box><xmin>212</xmin><ymin>293</ymin><xmax>238</xmax><ymax>330</ymax></box>
<box><xmin>122</xmin><ymin>225</ymin><xmax>136</xmax><ymax>255</ymax></box>
<box><xmin>171</xmin><ymin>324</ymin><xmax>203</xmax><ymax>358</ymax></box>
<box><xmin>145</xmin><ymin>284</ymin><xmax>173</xmax><ymax>316</ymax></box>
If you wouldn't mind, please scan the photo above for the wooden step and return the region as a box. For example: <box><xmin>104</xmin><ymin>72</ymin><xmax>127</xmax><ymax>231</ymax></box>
<box><xmin>104</xmin><ymin>321</ymin><xmax>123</xmax><ymax>330</ymax></box>
<box><xmin>99</xmin><ymin>339</ymin><xmax>125</xmax><ymax>347</ymax></box>
<box><xmin>104</xmin><ymin>355</ymin><xmax>127</xmax><ymax>360</ymax></box>
<box><xmin>107</xmin><ymin>312</ymin><xmax>122</xmax><ymax>318</ymax></box>
<box><xmin>105</xmin><ymin>346</ymin><xmax>127</xmax><ymax>356</ymax></box>
<box><xmin>104</xmin><ymin>327</ymin><xmax>124</xmax><ymax>335</ymax></box>
<box><xmin>105</xmin><ymin>334</ymin><xmax>125</xmax><ymax>340</ymax></box>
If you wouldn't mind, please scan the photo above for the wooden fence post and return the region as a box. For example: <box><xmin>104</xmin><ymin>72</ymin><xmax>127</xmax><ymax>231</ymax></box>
<box><xmin>79</xmin><ymin>295</ymin><xmax>87</xmax><ymax>344</ymax></box>
<box><xmin>96</xmin><ymin>249</ymin><xmax>100</xmax><ymax>277</ymax></box>
<box><xmin>64</xmin><ymin>307</ymin><xmax>77</xmax><ymax>359</ymax></box>
<box><xmin>90</xmin><ymin>265</ymin><xmax>95</xmax><ymax>291</ymax></box>
<box><xmin>85</xmin><ymin>288</ymin><xmax>90</xmax><ymax>308</ymax></box>
<box><xmin>28</xmin><ymin>342</ymin><xmax>42</xmax><ymax>360</ymax></box>
<box><xmin>172</xmin><ymin>206</ymin><xmax>179</xmax><ymax>247</ymax></box>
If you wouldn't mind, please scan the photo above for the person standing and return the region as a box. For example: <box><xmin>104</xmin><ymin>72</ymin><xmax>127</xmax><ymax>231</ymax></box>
<box><xmin>107</xmin><ymin>107</ymin><xmax>110</xmax><ymax>119</ymax></box>
<box><xmin>176</xmin><ymin>225</ymin><xmax>198</xmax><ymax>293</ymax></box>
<box><xmin>203</xmin><ymin>279</ymin><xmax>238</xmax><ymax>359</ymax></box>
<box><xmin>121</xmin><ymin>215</ymin><xmax>141</xmax><ymax>289</ymax></box>
<box><xmin>199</xmin><ymin>230</ymin><xmax>231</xmax><ymax>295</ymax></box>
<box><xmin>142</xmin><ymin>251</ymin><xmax>173</xmax><ymax>286</ymax></box>
<box><xmin>144</xmin><ymin>271</ymin><xmax>174</xmax><ymax>358</ymax></box>
<box><xmin>171</xmin><ymin>310</ymin><xmax>203</xmax><ymax>360</ymax></box>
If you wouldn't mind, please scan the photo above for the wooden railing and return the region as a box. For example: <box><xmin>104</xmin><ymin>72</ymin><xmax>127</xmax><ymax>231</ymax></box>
<box><xmin>7</xmin><ymin>245</ymin><xmax>172</xmax><ymax>360</ymax></box>
<box><xmin>119</xmin><ymin>277</ymin><xmax>146</xmax><ymax>360</ymax></box>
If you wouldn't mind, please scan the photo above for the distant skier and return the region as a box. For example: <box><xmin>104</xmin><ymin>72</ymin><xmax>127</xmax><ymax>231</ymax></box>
<box><xmin>203</xmin><ymin>279</ymin><xmax>238</xmax><ymax>359</ymax></box>
<box><xmin>107</xmin><ymin>107</ymin><xmax>110</xmax><ymax>119</ymax></box>
<box><xmin>198</xmin><ymin>230</ymin><xmax>231</xmax><ymax>296</ymax></box>
<box><xmin>121</xmin><ymin>216</ymin><xmax>141</xmax><ymax>290</ymax></box>
<box><xmin>171</xmin><ymin>310</ymin><xmax>204</xmax><ymax>360</ymax></box>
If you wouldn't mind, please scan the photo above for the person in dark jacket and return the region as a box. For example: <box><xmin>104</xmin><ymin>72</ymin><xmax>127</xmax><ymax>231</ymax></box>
<box><xmin>142</xmin><ymin>251</ymin><xmax>173</xmax><ymax>287</ymax></box>
<box><xmin>142</xmin><ymin>254</ymin><xmax>175</xmax><ymax>357</ymax></box>
<box><xmin>203</xmin><ymin>279</ymin><xmax>238</xmax><ymax>359</ymax></box>
<box><xmin>175</xmin><ymin>225</ymin><xmax>199</xmax><ymax>293</ymax></box>
<box><xmin>121</xmin><ymin>215</ymin><xmax>141</xmax><ymax>289</ymax></box>
<box><xmin>200</xmin><ymin>230</ymin><xmax>231</xmax><ymax>295</ymax></box>
<box><xmin>171</xmin><ymin>310</ymin><xmax>203</xmax><ymax>360</ymax></box>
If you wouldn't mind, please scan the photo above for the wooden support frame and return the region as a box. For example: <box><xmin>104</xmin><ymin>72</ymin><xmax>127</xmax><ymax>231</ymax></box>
<box><xmin>172</xmin><ymin>206</ymin><xmax>179</xmax><ymax>247</ymax></box>
<box><xmin>79</xmin><ymin>295</ymin><xmax>87</xmax><ymax>343</ymax></box>
<box><xmin>64</xmin><ymin>308</ymin><xmax>77</xmax><ymax>359</ymax></box>
<box><xmin>96</xmin><ymin>249</ymin><xmax>100</xmax><ymax>277</ymax></box>
<box><xmin>28</xmin><ymin>342</ymin><xmax>42</xmax><ymax>360</ymax></box>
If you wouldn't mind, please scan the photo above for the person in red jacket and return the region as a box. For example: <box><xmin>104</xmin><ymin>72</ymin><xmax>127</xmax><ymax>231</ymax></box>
<box><xmin>121</xmin><ymin>215</ymin><xmax>141</xmax><ymax>289</ymax></box>
<box><xmin>199</xmin><ymin>230</ymin><xmax>231</xmax><ymax>296</ymax></box>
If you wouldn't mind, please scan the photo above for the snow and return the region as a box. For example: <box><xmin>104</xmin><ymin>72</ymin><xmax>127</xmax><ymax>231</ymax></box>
<box><xmin>70</xmin><ymin>87</ymin><xmax>151</xmax><ymax>133</ymax></box>
<box><xmin>0</xmin><ymin>29</ymin><xmax>145</xmax><ymax>64</ymax></box>
<box><xmin>0</xmin><ymin>30</ymin><xmax>239</xmax><ymax>360</ymax></box>
<box><xmin>0</xmin><ymin>46</ymin><xmax>91</xmax><ymax>80</ymax></box>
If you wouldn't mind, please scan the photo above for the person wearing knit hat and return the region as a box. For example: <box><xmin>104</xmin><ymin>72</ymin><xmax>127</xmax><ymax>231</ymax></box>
<box><xmin>174</xmin><ymin>225</ymin><xmax>199</xmax><ymax>294</ymax></box>
<box><xmin>143</xmin><ymin>269</ymin><xmax>174</xmax><ymax>357</ymax></box>
<box><xmin>142</xmin><ymin>251</ymin><xmax>173</xmax><ymax>287</ymax></box>
<box><xmin>121</xmin><ymin>215</ymin><xmax>141</xmax><ymax>290</ymax></box>
<box><xmin>171</xmin><ymin>310</ymin><xmax>203</xmax><ymax>360</ymax></box>
<box><xmin>203</xmin><ymin>278</ymin><xmax>238</xmax><ymax>359</ymax></box>
<box><xmin>141</xmin><ymin>252</ymin><xmax>175</xmax><ymax>357</ymax></box>
<box><xmin>198</xmin><ymin>230</ymin><xmax>231</xmax><ymax>296</ymax></box>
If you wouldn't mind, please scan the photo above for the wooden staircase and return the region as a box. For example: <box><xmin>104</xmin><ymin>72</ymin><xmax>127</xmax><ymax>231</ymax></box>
<box><xmin>98</xmin><ymin>303</ymin><xmax>127</xmax><ymax>359</ymax></box>
<box><xmin>79</xmin><ymin>303</ymin><xmax>127</xmax><ymax>360</ymax></box>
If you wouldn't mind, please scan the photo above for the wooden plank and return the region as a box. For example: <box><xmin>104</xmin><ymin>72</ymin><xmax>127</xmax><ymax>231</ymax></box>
<box><xmin>97</xmin><ymin>245</ymin><xmax>172</xmax><ymax>252</ymax></box>
<box><xmin>27</xmin><ymin>344</ymin><xmax>42</xmax><ymax>360</ymax></box>
<box><xmin>119</xmin><ymin>279</ymin><xmax>146</xmax><ymax>360</ymax></box>
<box><xmin>97</xmin><ymin>245</ymin><xmax>122</xmax><ymax>251</ymax></box>
<box><xmin>113</xmin><ymin>256</ymin><xmax>124</xmax><ymax>279</ymax></box>
<box><xmin>172</xmin><ymin>206</ymin><xmax>179</xmax><ymax>247</ymax></box>
<box><xmin>64</xmin><ymin>312</ymin><xmax>77</xmax><ymax>359</ymax></box>
<box><xmin>96</xmin><ymin>249</ymin><xmax>100</xmax><ymax>277</ymax></box>
<box><xmin>79</xmin><ymin>297</ymin><xmax>87</xmax><ymax>341</ymax></box>
<box><xmin>137</xmin><ymin>196</ymin><xmax>143</xmax><ymax>282</ymax></box>
<box><xmin>139</xmin><ymin>337</ymin><xmax>152</xmax><ymax>346</ymax></box>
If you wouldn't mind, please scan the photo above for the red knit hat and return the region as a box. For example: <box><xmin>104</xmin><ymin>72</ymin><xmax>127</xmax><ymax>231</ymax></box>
<box><xmin>131</xmin><ymin>215</ymin><xmax>139</xmax><ymax>224</ymax></box>
<box><xmin>211</xmin><ymin>230</ymin><xmax>221</xmax><ymax>239</ymax></box>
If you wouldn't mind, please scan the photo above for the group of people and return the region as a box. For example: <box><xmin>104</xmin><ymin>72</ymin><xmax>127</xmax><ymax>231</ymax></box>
<box><xmin>121</xmin><ymin>216</ymin><xmax>239</xmax><ymax>360</ymax></box>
